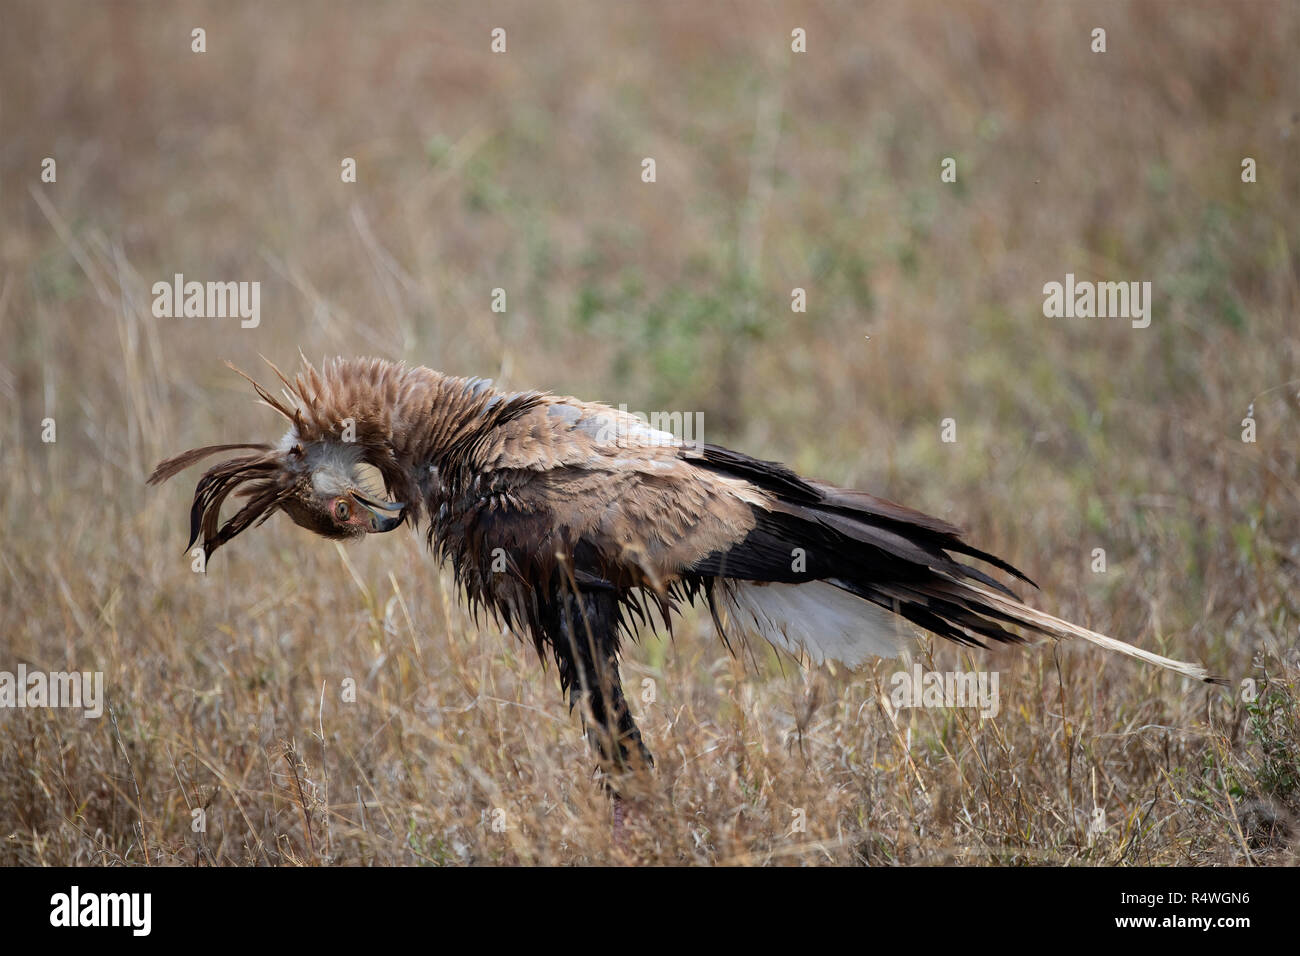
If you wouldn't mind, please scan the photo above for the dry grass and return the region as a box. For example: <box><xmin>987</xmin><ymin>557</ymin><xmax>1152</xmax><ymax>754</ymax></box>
<box><xmin>1</xmin><ymin>0</ymin><xmax>1298</xmax><ymax>865</ymax></box>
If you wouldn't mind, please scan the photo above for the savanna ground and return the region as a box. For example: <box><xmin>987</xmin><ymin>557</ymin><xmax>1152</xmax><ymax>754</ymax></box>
<box><xmin>1</xmin><ymin>1</ymin><xmax>1298</xmax><ymax>866</ymax></box>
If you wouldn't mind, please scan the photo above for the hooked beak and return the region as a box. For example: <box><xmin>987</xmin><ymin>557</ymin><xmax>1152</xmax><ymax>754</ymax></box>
<box><xmin>352</xmin><ymin>490</ymin><xmax>406</xmax><ymax>533</ymax></box>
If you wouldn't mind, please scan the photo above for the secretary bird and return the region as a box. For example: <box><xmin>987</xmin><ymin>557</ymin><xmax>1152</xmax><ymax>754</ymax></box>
<box><xmin>149</xmin><ymin>357</ymin><xmax>1217</xmax><ymax>780</ymax></box>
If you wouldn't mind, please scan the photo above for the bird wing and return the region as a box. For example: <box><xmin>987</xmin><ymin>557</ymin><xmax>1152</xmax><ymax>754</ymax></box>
<box><xmin>453</xmin><ymin>396</ymin><xmax>763</xmax><ymax>587</ymax></box>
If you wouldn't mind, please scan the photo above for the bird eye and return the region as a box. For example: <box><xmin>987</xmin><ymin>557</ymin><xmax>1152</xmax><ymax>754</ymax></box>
<box><xmin>334</xmin><ymin>500</ymin><xmax>350</xmax><ymax>521</ymax></box>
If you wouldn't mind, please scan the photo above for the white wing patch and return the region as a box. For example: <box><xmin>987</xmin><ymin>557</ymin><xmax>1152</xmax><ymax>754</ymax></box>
<box><xmin>720</xmin><ymin>580</ymin><xmax>910</xmax><ymax>667</ymax></box>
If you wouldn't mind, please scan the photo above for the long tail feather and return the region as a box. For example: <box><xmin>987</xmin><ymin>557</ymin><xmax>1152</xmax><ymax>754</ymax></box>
<box><xmin>938</xmin><ymin>579</ymin><xmax>1223</xmax><ymax>684</ymax></box>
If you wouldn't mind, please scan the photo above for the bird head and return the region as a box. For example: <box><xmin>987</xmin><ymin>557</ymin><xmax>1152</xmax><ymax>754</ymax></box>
<box><xmin>147</xmin><ymin>437</ymin><xmax>408</xmax><ymax>561</ymax></box>
<box><xmin>276</xmin><ymin>440</ymin><xmax>407</xmax><ymax>539</ymax></box>
<box><xmin>147</xmin><ymin>360</ymin><xmax>410</xmax><ymax>562</ymax></box>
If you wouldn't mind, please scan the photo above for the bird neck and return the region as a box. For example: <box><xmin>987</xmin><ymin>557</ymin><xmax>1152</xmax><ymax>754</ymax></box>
<box><xmin>393</xmin><ymin>367</ymin><xmax>506</xmax><ymax>468</ymax></box>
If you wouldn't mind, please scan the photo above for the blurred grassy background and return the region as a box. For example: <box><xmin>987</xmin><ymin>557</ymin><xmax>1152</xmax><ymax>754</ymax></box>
<box><xmin>1</xmin><ymin>0</ymin><xmax>1297</xmax><ymax>864</ymax></box>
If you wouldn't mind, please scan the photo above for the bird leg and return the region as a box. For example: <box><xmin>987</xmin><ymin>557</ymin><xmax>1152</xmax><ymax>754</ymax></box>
<box><xmin>547</xmin><ymin>585</ymin><xmax>655</xmax><ymax>781</ymax></box>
